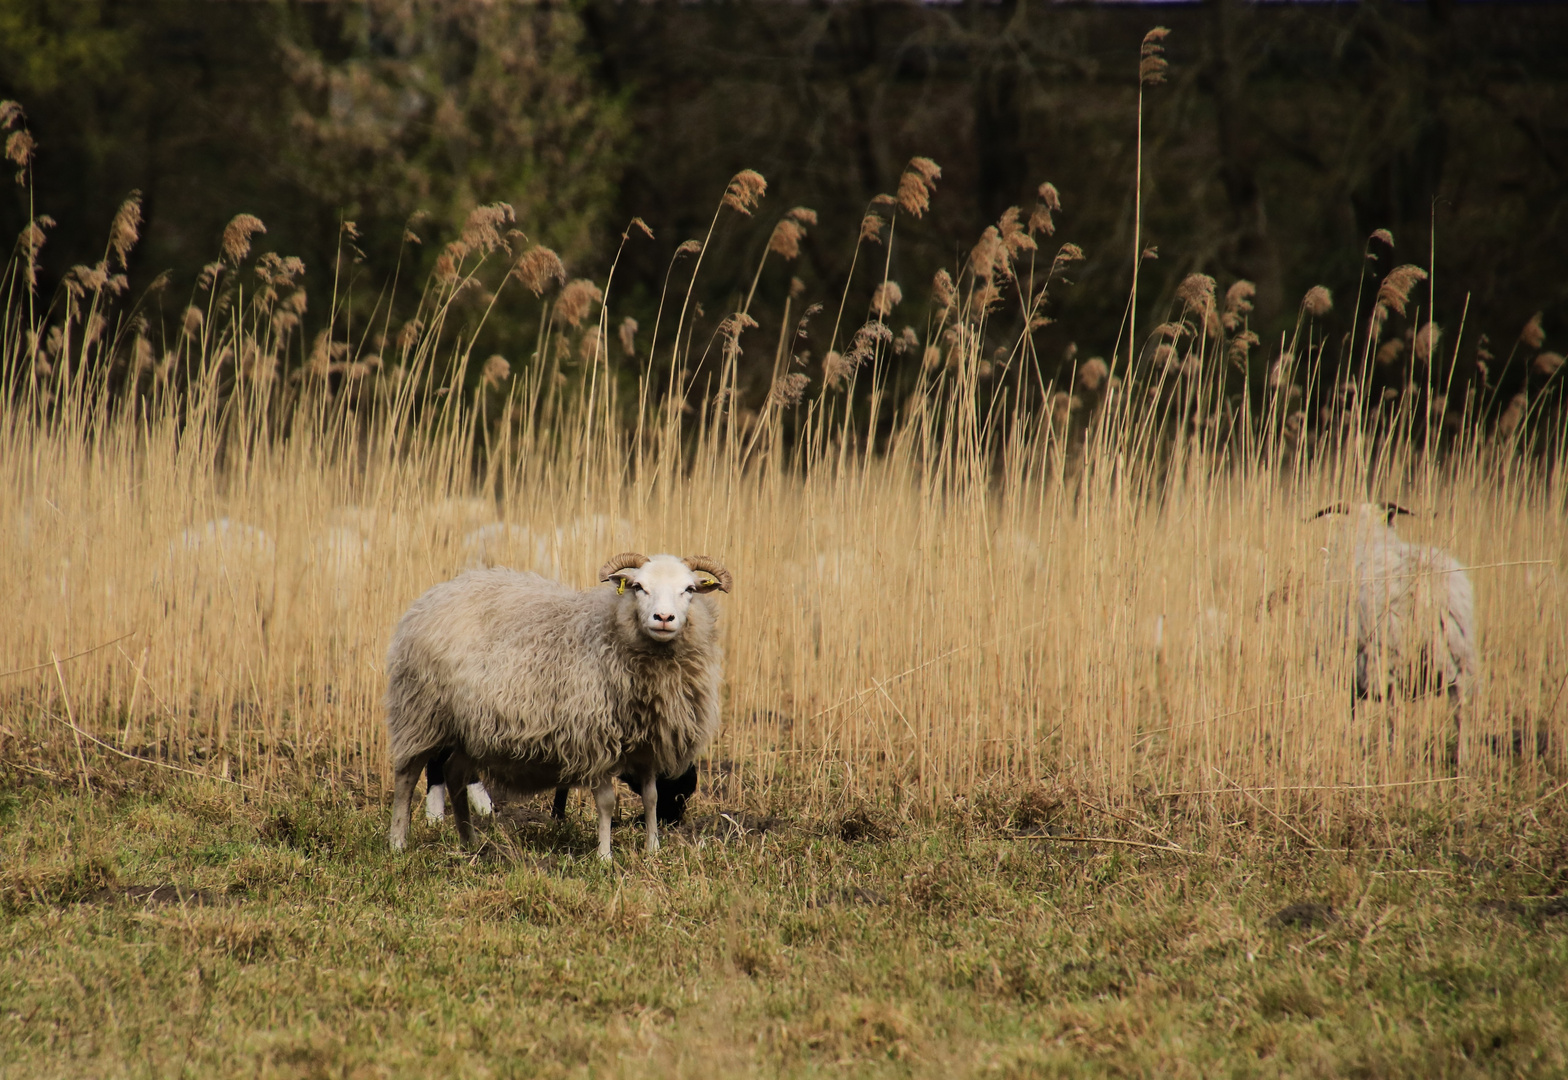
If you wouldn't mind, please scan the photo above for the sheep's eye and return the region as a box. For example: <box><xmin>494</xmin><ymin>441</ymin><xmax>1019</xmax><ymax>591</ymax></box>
<box><xmin>630</xmin><ymin>582</ymin><xmax>645</xmax><ymax>594</ymax></box>
<box><xmin>684</xmin><ymin>585</ymin><xmax>695</xmax><ymax>594</ymax></box>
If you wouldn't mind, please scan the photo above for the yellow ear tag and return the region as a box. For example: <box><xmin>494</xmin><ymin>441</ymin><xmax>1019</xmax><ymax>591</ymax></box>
<box><xmin>616</xmin><ymin>578</ymin><xmax>626</xmax><ymax>595</ymax></box>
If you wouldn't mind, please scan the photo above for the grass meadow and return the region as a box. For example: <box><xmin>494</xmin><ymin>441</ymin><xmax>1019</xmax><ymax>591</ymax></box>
<box><xmin>2</xmin><ymin>31</ymin><xmax>1567</xmax><ymax>1073</ymax></box>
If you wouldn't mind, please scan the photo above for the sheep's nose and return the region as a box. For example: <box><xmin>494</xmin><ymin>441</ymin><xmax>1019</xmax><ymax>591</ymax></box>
<box><xmin>652</xmin><ymin>612</ymin><xmax>675</xmax><ymax>627</ymax></box>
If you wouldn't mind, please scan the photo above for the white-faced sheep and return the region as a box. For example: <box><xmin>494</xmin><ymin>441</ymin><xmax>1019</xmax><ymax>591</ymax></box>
<box><xmin>1314</xmin><ymin>502</ymin><xmax>1478</xmax><ymax>714</ymax></box>
<box><xmin>385</xmin><ymin>551</ymin><xmax>730</xmax><ymax>859</ymax></box>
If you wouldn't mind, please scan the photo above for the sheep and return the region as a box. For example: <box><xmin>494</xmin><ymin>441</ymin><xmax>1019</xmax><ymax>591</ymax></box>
<box><xmin>385</xmin><ymin>551</ymin><xmax>731</xmax><ymax>859</ymax></box>
<box><xmin>1313</xmin><ymin>502</ymin><xmax>1478</xmax><ymax>714</ymax></box>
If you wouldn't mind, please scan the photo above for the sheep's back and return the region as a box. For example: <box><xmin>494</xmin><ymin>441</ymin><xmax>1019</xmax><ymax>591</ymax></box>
<box><xmin>386</xmin><ymin>569</ymin><xmax>623</xmax><ymax>779</ymax></box>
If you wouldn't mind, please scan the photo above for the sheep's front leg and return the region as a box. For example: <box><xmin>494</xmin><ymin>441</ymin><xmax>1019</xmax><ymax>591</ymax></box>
<box><xmin>389</xmin><ymin>754</ymin><xmax>431</xmax><ymax>852</ymax></box>
<box><xmin>594</xmin><ymin>783</ymin><xmax>617</xmax><ymax>861</ymax></box>
<box><xmin>641</xmin><ymin>774</ymin><xmax>660</xmax><ymax>854</ymax></box>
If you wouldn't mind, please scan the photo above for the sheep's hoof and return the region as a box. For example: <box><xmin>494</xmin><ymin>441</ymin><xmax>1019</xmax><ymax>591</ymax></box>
<box><xmin>389</xmin><ymin>833</ymin><xmax>407</xmax><ymax>853</ymax></box>
<box><xmin>597</xmin><ymin>848</ymin><xmax>613</xmax><ymax>862</ymax></box>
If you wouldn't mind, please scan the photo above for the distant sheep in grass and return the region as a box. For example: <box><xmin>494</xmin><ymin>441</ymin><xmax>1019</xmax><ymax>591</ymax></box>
<box><xmin>1314</xmin><ymin>502</ymin><xmax>1478</xmax><ymax>715</ymax></box>
<box><xmin>385</xmin><ymin>551</ymin><xmax>730</xmax><ymax>860</ymax></box>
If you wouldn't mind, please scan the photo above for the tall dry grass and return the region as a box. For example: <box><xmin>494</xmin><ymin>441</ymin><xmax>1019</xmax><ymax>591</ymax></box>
<box><xmin>1</xmin><ymin>59</ymin><xmax>1564</xmax><ymax>827</ymax></box>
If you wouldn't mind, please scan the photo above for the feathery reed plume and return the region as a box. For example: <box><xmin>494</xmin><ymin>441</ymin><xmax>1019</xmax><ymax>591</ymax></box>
<box><xmin>1029</xmin><ymin>182</ymin><xmax>1062</xmax><ymax>237</ymax></box>
<box><xmin>1301</xmin><ymin>285</ymin><xmax>1333</xmax><ymax>318</ymax></box>
<box><xmin>1153</xmin><ymin>321</ymin><xmax>1187</xmax><ymax>341</ymax></box>
<box><xmin>1221</xmin><ymin>280</ymin><xmax>1254</xmax><ymax>332</ymax></box>
<box><xmin>1177</xmin><ymin>273</ymin><xmax>1218</xmax><ymax>336</ymax></box>
<box><xmin>922</xmin><ymin>345</ymin><xmax>942</xmax><ymax>370</ymax></box>
<box><xmin>434</xmin><ymin>252</ymin><xmax>459</xmax><ymax>285</ymax></box>
<box><xmin>797</xmin><ymin>302</ymin><xmax>823</xmax><ymax>341</ymax></box>
<box><xmin>481</xmin><ymin>355</ymin><xmax>511</xmax><ymax>389</ymax></box>
<box><xmin>1371</xmin><ymin>264</ymin><xmax>1428</xmax><ymax>338</ymax></box>
<box><xmin>768</xmin><ymin>371</ymin><xmax>809</xmax><ymax>408</ymax></box>
<box><xmin>1376</xmin><ymin>265</ymin><xmax>1427</xmax><ymax>318</ymax></box>
<box><xmin>221</xmin><ymin>214</ymin><xmax>266</xmax><ymax>265</ymax></box>
<box><xmin>556</xmin><ymin>279</ymin><xmax>603</xmax><ymax>328</ymax></box>
<box><xmin>895</xmin><ymin>326</ymin><xmax>919</xmax><ymax>355</ymax></box>
<box><xmin>578</xmin><ymin>326</ymin><xmax>601</xmax><ymax>363</ymax></box>
<box><xmin>396</xmin><ymin>319</ymin><xmax>424</xmax><ymax>352</ymax></box>
<box><xmin>1140</xmin><ymin>27</ymin><xmax>1171</xmax><ymax>86</ymax></box>
<box><xmin>618</xmin><ymin>317</ymin><xmax>639</xmax><ymax>357</ymax></box>
<box><xmin>18</xmin><ymin>215</ymin><xmax>52</xmax><ymax>290</ymax></box>
<box><xmin>1051</xmin><ymin>243</ymin><xmax>1086</xmax><ymax>276</ymax></box>
<box><xmin>997</xmin><ymin>207</ymin><xmax>1036</xmax><ymax>259</ymax></box>
<box><xmin>768</xmin><ymin>220</ymin><xmax>805</xmax><ymax>259</ymax></box>
<box><xmin>1375</xmin><ymin>339</ymin><xmax>1405</xmax><ymax>366</ymax></box>
<box><xmin>932</xmin><ymin>269</ymin><xmax>955</xmax><ymax>314</ymax></box>
<box><xmin>1412</xmin><ymin>322</ymin><xmax>1441</xmax><ymax>363</ymax></box>
<box><xmin>970</xmin><ymin>226</ymin><xmax>1008</xmax><ymax>283</ymax></box>
<box><xmin>0</xmin><ymin>101</ymin><xmax>22</xmax><ymax>129</ymax></box>
<box><xmin>514</xmin><ymin>246</ymin><xmax>566</xmax><ymax>296</ymax></box>
<box><xmin>627</xmin><ymin>217</ymin><xmax>653</xmax><ymax>239</ymax></box>
<box><xmin>859</xmin><ymin>212</ymin><xmax>885</xmax><ymax>245</ymax></box>
<box><xmin>676</xmin><ymin>239</ymin><xmax>703</xmax><ymax>258</ymax></box>
<box><xmin>896</xmin><ymin>157</ymin><xmax>941</xmax><ymax>218</ymax></box>
<box><xmin>1228</xmin><ymin>330</ymin><xmax>1260</xmax><ymax>367</ymax></box>
<box><xmin>870</xmin><ymin>281</ymin><xmax>903</xmax><ymax>318</ymax></box>
<box><xmin>1534</xmin><ymin>351</ymin><xmax>1564</xmax><ymax>378</ymax></box>
<box><xmin>1077</xmin><ymin>356</ymin><xmax>1109</xmax><ymax>392</ymax></box>
<box><xmin>183</xmin><ymin>306</ymin><xmax>205</xmax><ymax>340</ymax></box>
<box><xmin>722</xmin><ymin>170</ymin><xmax>768</xmax><ymax>215</ymax></box>
<box><xmin>1370</xmin><ymin>228</ymin><xmax>1395</xmax><ymax>248</ymax></box>
<box><xmin>822</xmin><ymin>350</ymin><xmax>850</xmax><ymax>390</ymax></box>
<box><xmin>460</xmin><ymin>203</ymin><xmax>516</xmax><ymax>256</ymax></box>
<box><xmin>1498</xmin><ymin>392</ymin><xmax>1527</xmax><ymax>436</ymax></box>
<box><xmin>108</xmin><ymin>192</ymin><xmax>142</xmax><ymax>270</ymax></box>
<box><xmin>790</xmin><ymin>277</ymin><xmax>806</xmax><ymax>299</ymax></box>
<box><xmin>1520</xmin><ymin>312</ymin><xmax>1546</xmax><ymax>349</ymax></box>
<box><xmin>5</xmin><ymin>129</ymin><xmax>34</xmax><ymax>172</ymax></box>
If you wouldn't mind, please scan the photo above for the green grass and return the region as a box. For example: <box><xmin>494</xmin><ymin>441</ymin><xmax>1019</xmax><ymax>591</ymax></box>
<box><xmin>2</xmin><ymin>757</ymin><xmax>1567</xmax><ymax>1078</ymax></box>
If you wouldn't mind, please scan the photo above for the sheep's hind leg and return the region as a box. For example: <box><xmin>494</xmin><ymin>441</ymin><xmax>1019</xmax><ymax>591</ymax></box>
<box><xmin>594</xmin><ymin>784</ymin><xmax>617</xmax><ymax>861</ymax></box>
<box><xmin>640</xmin><ymin>774</ymin><xmax>660</xmax><ymax>854</ymax></box>
<box><xmin>390</xmin><ymin>751</ymin><xmax>434</xmax><ymax>852</ymax></box>
<box><xmin>447</xmin><ymin>751</ymin><xmax>478</xmax><ymax>846</ymax></box>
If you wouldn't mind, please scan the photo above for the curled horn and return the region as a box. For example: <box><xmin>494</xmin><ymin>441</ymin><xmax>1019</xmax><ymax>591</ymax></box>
<box><xmin>1308</xmin><ymin>502</ymin><xmax>1352</xmax><ymax>521</ymax></box>
<box><xmin>598</xmin><ymin>552</ymin><xmax>649</xmax><ymax>582</ymax></box>
<box><xmin>1379</xmin><ymin>501</ymin><xmax>1415</xmax><ymax>523</ymax></box>
<box><xmin>683</xmin><ymin>555</ymin><xmax>732</xmax><ymax>593</ymax></box>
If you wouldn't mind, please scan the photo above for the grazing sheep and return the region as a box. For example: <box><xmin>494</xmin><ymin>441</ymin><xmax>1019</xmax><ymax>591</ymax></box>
<box><xmin>160</xmin><ymin>518</ymin><xmax>277</xmax><ymax>625</ymax></box>
<box><xmin>1314</xmin><ymin>502</ymin><xmax>1478</xmax><ymax>713</ymax></box>
<box><xmin>385</xmin><ymin>551</ymin><xmax>730</xmax><ymax>859</ymax></box>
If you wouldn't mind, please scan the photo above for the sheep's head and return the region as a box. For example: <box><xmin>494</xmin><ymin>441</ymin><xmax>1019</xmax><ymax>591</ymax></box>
<box><xmin>599</xmin><ymin>552</ymin><xmax>732</xmax><ymax>643</ymax></box>
<box><xmin>1310</xmin><ymin>501</ymin><xmax>1414</xmax><ymax>526</ymax></box>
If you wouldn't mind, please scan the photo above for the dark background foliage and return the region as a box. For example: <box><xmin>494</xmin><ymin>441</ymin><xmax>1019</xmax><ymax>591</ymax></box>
<box><xmin>1</xmin><ymin>0</ymin><xmax>1564</xmax><ymax>413</ymax></box>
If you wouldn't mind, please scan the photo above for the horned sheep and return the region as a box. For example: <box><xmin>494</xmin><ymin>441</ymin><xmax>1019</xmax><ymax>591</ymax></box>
<box><xmin>1314</xmin><ymin>502</ymin><xmax>1478</xmax><ymax>715</ymax></box>
<box><xmin>385</xmin><ymin>551</ymin><xmax>731</xmax><ymax>859</ymax></box>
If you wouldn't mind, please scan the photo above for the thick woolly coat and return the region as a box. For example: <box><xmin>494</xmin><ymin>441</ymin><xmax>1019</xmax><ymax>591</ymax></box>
<box><xmin>385</xmin><ymin>568</ymin><xmax>722</xmax><ymax>792</ymax></box>
<box><xmin>1320</xmin><ymin>509</ymin><xmax>1477</xmax><ymax>706</ymax></box>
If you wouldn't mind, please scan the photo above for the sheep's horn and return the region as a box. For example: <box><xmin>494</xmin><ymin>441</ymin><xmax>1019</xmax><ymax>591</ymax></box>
<box><xmin>1379</xmin><ymin>501</ymin><xmax>1415</xmax><ymax>522</ymax></box>
<box><xmin>1308</xmin><ymin>502</ymin><xmax>1352</xmax><ymax>520</ymax></box>
<box><xmin>599</xmin><ymin>552</ymin><xmax>648</xmax><ymax>581</ymax></box>
<box><xmin>683</xmin><ymin>555</ymin><xmax>732</xmax><ymax>593</ymax></box>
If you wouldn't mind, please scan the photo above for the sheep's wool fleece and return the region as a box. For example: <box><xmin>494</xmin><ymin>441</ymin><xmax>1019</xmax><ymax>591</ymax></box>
<box><xmin>385</xmin><ymin>568</ymin><xmax>722</xmax><ymax>786</ymax></box>
<box><xmin>1320</xmin><ymin>510</ymin><xmax>1476</xmax><ymax>702</ymax></box>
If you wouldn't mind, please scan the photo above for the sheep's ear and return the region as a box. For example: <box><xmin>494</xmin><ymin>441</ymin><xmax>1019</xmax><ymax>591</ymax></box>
<box><xmin>683</xmin><ymin>556</ymin><xmax>732</xmax><ymax>593</ymax></box>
